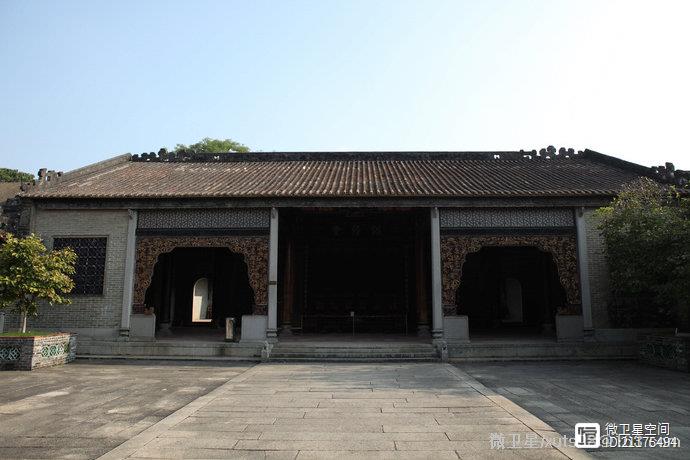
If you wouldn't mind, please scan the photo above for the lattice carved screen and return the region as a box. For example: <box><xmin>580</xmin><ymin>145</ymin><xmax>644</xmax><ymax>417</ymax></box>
<box><xmin>53</xmin><ymin>237</ymin><xmax>107</xmax><ymax>295</ymax></box>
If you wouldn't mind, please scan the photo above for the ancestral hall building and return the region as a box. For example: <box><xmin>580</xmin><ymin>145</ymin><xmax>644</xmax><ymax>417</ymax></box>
<box><xmin>5</xmin><ymin>148</ymin><xmax>686</xmax><ymax>356</ymax></box>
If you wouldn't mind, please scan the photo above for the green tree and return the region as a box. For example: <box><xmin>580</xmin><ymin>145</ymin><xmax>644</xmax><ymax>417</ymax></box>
<box><xmin>596</xmin><ymin>178</ymin><xmax>690</xmax><ymax>330</ymax></box>
<box><xmin>0</xmin><ymin>168</ymin><xmax>33</xmax><ymax>182</ymax></box>
<box><xmin>173</xmin><ymin>137</ymin><xmax>249</xmax><ymax>154</ymax></box>
<box><xmin>0</xmin><ymin>233</ymin><xmax>77</xmax><ymax>333</ymax></box>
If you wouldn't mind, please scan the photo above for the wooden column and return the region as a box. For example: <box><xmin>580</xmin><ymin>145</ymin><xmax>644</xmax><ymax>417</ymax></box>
<box><xmin>415</xmin><ymin>219</ymin><xmax>430</xmax><ymax>337</ymax></box>
<box><xmin>540</xmin><ymin>253</ymin><xmax>554</xmax><ymax>335</ymax></box>
<box><xmin>281</xmin><ymin>237</ymin><xmax>295</xmax><ymax>335</ymax></box>
<box><xmin>158</xmin><ymin>254</ymin><xmax>174</xmax><ymax>336</ymax></box>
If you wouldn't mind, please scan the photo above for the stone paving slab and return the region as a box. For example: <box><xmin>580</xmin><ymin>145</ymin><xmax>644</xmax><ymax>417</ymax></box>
<box><xmin>98</xmin><ymin>363</ymin><xmax>586</xmax><ymax>459</ymax></box>
<box><xmin>0</xmin><ymin>360</ymin><xmax>253</xmax><ymax>459</ymax></box>
<box><xmin>460</xmin><ymin>361</ymin><xmax>690</xmax><ymax>459</ymax></box>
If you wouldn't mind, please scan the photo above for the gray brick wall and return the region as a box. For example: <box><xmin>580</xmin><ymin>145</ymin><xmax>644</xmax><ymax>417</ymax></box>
<box><xmin>584</xmin><ymin>208</ymin><xmax>611</xmax><ymax>328</ymax></box>
<box><xmin>5</xmin><ymin>209</ymin><xmax>129</xmax><ymax>337</ymax></box>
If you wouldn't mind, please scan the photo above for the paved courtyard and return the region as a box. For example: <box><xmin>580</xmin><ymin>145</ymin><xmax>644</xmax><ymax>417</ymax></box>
<box><xmin>460</xmin><ymin>360</ymin><xmax>690</xmax><ymax>459</ymax></box>
<box><xmin>1</xmin><ymin>361</ymin><xmax>584</xmax><ymax>459</ymax></box>
<box><xmin>3</xmin><ymin>359</ymin><xmax>687</xmax><ymax>459</ymax></box>
<box><xmin>0</xmin><ymin>360</ymin><xmax>253</xmax><ymax>459</ymax></box>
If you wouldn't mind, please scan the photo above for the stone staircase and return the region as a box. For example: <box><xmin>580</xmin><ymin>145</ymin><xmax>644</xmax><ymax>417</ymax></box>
<box><xmin>265</xmin><ymin>341</ymin><xmax>440</xmax><ymax>362</ymax></box>
<box><xmin>76</xmin><ymin>336</ymin><xmax>637</xmax><ymax>362</ymax></box>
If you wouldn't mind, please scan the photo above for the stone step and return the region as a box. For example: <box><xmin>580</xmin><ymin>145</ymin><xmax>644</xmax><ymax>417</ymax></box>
<box><xmin>273</xmin><ymin>345</ymin><xmax>436</xmax><ymax>353</ymax></box>
<box><xmin>270</xmin><ymin>347</ymin><xmax>437</xmax><ymax>352</ymax></box>
<box><xmin>268</xmin><ymin>345</ymin><xmax>440</xmax><ymax>362</ymax></box>
<box><xmin>268</xmin><ymin>352</ymin><xmax>439</xmax><ymax>360</ymax></box>
<box><xmin>76</xmin><ymin>338</ymin><xmax>637</xmax><ymax>362</ymax></box>
<box><xmin>267</xmin><ymin>356</ymin><xmax>439</xmax><ymax>362</ymax></box>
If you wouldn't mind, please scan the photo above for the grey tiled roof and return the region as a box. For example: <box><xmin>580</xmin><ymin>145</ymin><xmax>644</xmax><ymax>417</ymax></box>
<box><xmin>22</xmin><ymin>151</ymin><xmax>647</xmax><ymax>199</ymax></box>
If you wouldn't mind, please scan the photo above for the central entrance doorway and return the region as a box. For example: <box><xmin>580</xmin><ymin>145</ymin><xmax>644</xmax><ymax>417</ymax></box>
<box><xmin>279</xmin><ymin>209</ymin><xmax>430</xmax><ymax>337</ymax></box>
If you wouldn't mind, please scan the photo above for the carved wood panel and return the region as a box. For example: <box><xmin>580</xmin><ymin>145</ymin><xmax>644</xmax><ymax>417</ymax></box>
<box><xmin>132</xmin><ymin>236</ymin><xmax>269</xmax><ymax>314</ymax></box>
<box><xmin>440</xmin><ymin>234</ymin><xmax>581</xmax><ymax>315</ymax></box>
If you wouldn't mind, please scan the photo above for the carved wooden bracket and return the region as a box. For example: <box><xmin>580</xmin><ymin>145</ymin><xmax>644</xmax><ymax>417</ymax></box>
<box><xmin>132</xmin><ymin>236</ymin><xmax>269</xmax><ymax>314</ymax></box>
<box><xmin>440</xmin><ymin>234</ymin><xmax>581</xmax><ymax>314</ymax></box>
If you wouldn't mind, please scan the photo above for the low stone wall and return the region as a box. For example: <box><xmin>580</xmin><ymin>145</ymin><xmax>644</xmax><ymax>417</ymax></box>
<box><xmin>0</xmin><ymin>333</ymin><xmax>77</xmax><ymax>371</ymax></box>
<box><xmin>77</xmin><ymin>337</ymin><xmax>261</xmax><ymax>359</ymax></box>
<box><xmin>639</xmin><ymin>335</ymin><xmax>690</xmax><ymax>372</ymax></box>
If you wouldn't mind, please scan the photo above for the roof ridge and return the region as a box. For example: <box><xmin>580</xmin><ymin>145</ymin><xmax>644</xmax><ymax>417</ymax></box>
<box><xmin>61</xmin><ymin>153</ymin><xmax>132</xmax><ymax>180</ymax></box>
<box><xmin>582</xmin><ymin>149</ymin><xmax>689</xmax><ymax>186</ymax></box>
<box><xmin>130</xmin><ymin>150</ymin><xmax>582</xmax><ymax>163</ymax></box>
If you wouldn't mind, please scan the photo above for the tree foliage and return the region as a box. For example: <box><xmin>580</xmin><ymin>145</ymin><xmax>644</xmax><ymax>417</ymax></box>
<box><xmin>596</xmin><ymin>178</ymin><xmax>690</xmax><ymax>329</ymax></box>
<box><xmin>0</xmin><ymin>168</ymin><xmax>33</xmax><ymax>182</ymax></box>
<box><xmin>0</xmin><ymin>233</ymin><xmax>77</xmax><ymax>332</ymax></box>
<box><xmin>172</xmin><ymin>137</ymin><xmax>249</xmax><ymax>154</ymax></box>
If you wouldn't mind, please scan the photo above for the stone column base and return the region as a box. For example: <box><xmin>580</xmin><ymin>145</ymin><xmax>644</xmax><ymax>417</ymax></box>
<box><xmin>417</xmin><ymin>324</ymin><xmax>431</xmax><ymax>338</ymax></box>
<box><xmin>541</xmin><ymin>323</ymin><xmax>555</xmax><ymax>335</ymax></box>
<box><xmin>266</xmin><ymin>329</ymin><xmax>278</xmax><ymax>343</ymax></box>
<box><xmin>158</xmin><ymin>322</ymin><xmax>173</xmax><ymax>336</ymax></box>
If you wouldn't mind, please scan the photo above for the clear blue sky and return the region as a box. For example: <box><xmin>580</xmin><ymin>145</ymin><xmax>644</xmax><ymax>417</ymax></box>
<box><xmin>1</xmin><ymin>0</ymin><xmax>688</xmax><ymax>175</ymax></box>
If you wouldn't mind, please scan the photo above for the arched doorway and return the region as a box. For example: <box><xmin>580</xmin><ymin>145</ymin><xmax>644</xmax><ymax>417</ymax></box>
<box><xmin>456</xmin><ymin>246</ymin><xmax>567</xmax><ymax>337</ymax></box>
<box><xmin>192</xmin><ymin>277</ymin><xmax>212</xmax><ymax>323</ymax></box>
<box><xmin>144</xmin><ymin>247</ymin><xmax>254</xmax><ymax>337</ymax></box>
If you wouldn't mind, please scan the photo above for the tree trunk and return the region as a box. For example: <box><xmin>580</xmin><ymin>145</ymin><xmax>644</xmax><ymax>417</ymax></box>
<box><xmin>21</xmin><ymin>312</ymin><xmax>27</xmax><ymax>333</ymax></box>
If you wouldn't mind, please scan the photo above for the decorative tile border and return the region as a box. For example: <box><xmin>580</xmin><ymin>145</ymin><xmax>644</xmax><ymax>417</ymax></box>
<box><xmin>0</xmin><ymin>347</ymin><xmax>20</xmax><ymax>362</ymax></box>
<box><xmin>41</xmin><ymin>342</ymin><xmax>69</xmax><ymax>358</ymax></box>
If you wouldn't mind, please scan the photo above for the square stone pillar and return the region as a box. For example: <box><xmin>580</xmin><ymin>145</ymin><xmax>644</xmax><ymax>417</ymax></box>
<box><xmin>575</xmin><ymin>207</ymin><xmax>593</xmax><ymax>338</ymax></box>
<box><xmin>120</xmin><ymin>210</ymin><xmax>137</xmax><ymax>337</ymax></box>
<box><xmin>430</xmin><ymin>207</ymin><xmax>444</xmax><ymax>341</ymax></box>
<box><xmin>267</xmin><ymin>207</ymin><xmax>279</xmax><ymax>341</ymax></box>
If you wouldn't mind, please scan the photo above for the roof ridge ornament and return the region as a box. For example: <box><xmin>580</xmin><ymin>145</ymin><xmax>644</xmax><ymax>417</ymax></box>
<box><xmin>530</xmin><ymin>146</ymin><xmax>580</xmax><ymax>160</ymax></box>
<box><xmin>652</xmin><ymin>162</ymin><xmax>689</xmax><ymax>187</ymax></box>
<box><xmin>130</xmin><ymin>149</ymin><xmax>584</xmax><ymax>163</ymax></box>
